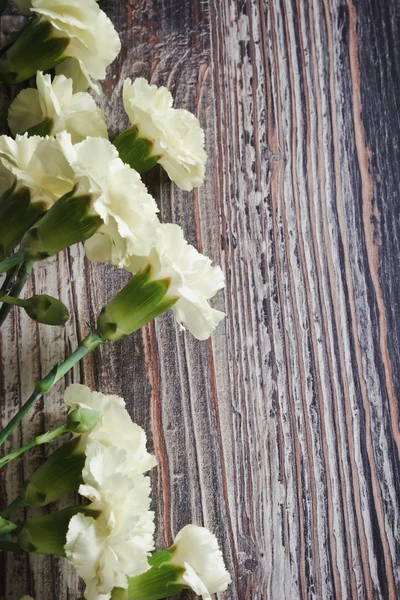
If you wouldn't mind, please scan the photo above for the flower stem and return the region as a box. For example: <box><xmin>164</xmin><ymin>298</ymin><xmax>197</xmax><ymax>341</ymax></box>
<box><xmin>0</xmin><ymin>260</ymin><xmax>33</xmax><ymax>327</ymax></box>
<box><xmin>0</xmin><ymin>331</ymin><xmax>104</xmax><ymax>448</ymax></box>
<box><xmin>0</xmin><ymin>424</ymin><xmax>68</xmax><ymax>470</ymax></box>
<box><xmin>0</xmin><ymin>265</ymin><xmax>18</xmax><ymax>294</ymax></box>
<box><xmin>0</xmin><ymin>292</ymin><xmax>29</xmax><ymax>308</ymax></box>
<box><xmin>0</xmin><ymin>252</ymin><xmax>24</xmax><ymax>274</ymax></box>
<box><xmin>0</xmin><ymin>497</ymin><xmax>26</xmax><ymax>519</ymax></box>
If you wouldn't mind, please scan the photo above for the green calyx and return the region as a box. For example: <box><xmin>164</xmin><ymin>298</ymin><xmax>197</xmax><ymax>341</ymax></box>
<box><xmin>113</xmin><ymin>126</ymin><xmax>162</xmax><ymax>173</ymax></box>
<box><xmin>97</xmin><ymin>265</ymin><xmax>178</xmax><ymax>341</ymax></box>
<box><xmin>26</xmin><ymin>117</ymin><xmax>54</xmax><ymax>138</ymax></box>
<box><xmin>0</xmin><ymin>18</ymin><xmax>70</xmax><ymax>84</ymax></box>
<box><xmin>111</xmin><ymin>550</ymin><xmax>186</xmax><ymax>600</ymax></box>
<box><xmin>67</xmin><ymin>408</ymin><xmax>100</xmax><ymax>434</ymax></box>
<box><xmin>0</xmin><ymin>184</ymin><xmax>47</xmax><ymax>261</ymax></box>
<box><xmin>0</xmin><ymin>517</ymin><xmax>20</xmax><ymax>552</ymax></box>
<box><xmin>19</xmin><ymin>505</ymin><xmax>99</xmax><ymax>556</ymax></box>
<box><xmin>19</xmin><ymin>436</ymin><xmax>85</xmax><ymax>507</ymax></box>
<box><xmin>20</xmin><ymin>186</ymin><xmax>103</xmax><ymax>262</ymax></box>
<box><xmin>0</xmin><ymin>506</ymin><xmax>99</xmax><ymax>556</ymax></box>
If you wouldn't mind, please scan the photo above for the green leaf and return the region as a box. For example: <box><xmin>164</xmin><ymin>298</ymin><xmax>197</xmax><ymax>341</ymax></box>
<box><xmin>21</xmin><ymin>187</ymin><xmax>103</xmax><ymax>261</ymax></box>
<box><xmin>113</xmin><ymin>126</ymin><xmax>161</xmax><ymax>173</ymax></box>
<box><xmin>0</xmin><ymin>19</ymin><xmax>69</xmax><ymax>84</ymax></box>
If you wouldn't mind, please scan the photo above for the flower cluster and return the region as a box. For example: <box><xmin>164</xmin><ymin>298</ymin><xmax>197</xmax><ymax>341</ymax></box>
<box><xmin>64</xmin><ymin>385</ymin><xmax>156</xmax><ymax>600</ymax></box>
<box><xmin>0</xmin><ymin>1</ymin><xmax>231</xmax><ymax>599</ymax></box>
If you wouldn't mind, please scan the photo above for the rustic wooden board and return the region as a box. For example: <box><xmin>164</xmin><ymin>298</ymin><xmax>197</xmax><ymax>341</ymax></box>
<box><xmin>0</xmin><ymin>0</ymin><xmax>399</xmax><ymax>598</ymax></box>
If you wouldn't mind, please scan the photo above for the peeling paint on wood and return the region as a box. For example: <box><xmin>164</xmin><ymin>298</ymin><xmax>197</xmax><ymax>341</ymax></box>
<box><xmin>0</xmin><ymin>1</ymin><xmax>399</xmax><ymax>599</ymax></box>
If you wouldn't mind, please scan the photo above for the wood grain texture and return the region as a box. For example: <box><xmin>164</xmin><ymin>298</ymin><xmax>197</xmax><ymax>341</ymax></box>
<box><xmin>0</xmin><ymin>0</ymin><xmax>399</xmax><ymax>598</ymax></box>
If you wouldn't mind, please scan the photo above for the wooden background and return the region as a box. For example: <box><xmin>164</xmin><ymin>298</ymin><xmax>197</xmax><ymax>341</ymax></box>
<box><xmin>0</xmin><ymin>0</ymin><xmax>399</xmax><ymax>598</ymax></box>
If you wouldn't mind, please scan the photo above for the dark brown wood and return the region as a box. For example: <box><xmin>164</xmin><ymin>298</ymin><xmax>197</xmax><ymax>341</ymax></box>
<box><xmin>0</xmin><ymin>0</ymin><xmax>400</xmax><ymax>598</ymax></box>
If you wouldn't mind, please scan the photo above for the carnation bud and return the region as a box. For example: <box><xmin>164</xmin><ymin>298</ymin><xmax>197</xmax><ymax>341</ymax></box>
<box><xmin>0</xmin><ymin>20</ymin><xmax>69</xmax><ymax>84</ymax></box>
<box><xmin>96</xmin><ymin>265</ymin><xmax>178</xmax><ymax>342</ymax></box>
<box><xmin>67</xmin><ymin>408</ymin><xmax>100</xmax><ymax>434</ymax></box>
<box><xmin>0</xmin><ymin>184</ymin><xmax>47</xmax><ymax>261</ymax></box>
<box><xmin>113</xmin><ymin>126</ymin><xmax>161</xmax><ymax>173</ymax></box>
<box><xmin>24</xmin><ymin>294</ymin><xmax>70</xmax><ymax>326</ymax></box>
<box><xmin>20</xmin><ymin>186</ymin><xmax>102</xmax><ymax>262</ymax></box>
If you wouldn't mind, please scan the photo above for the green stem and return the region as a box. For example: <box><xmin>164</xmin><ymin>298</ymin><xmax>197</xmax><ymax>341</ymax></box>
<box><xmin>0</xmin><ymin>265</ymin><xmax>18</xmax><ymax>294</ymax></box>
<box><xmin>0</xmin><ymin>331</ymin><xmax>104</xmax><ymax>448</ymax></box>
<box><xmin>0</xmin><ymin>260</ymin><xmax>33</xmax><ymax>327</ymax></box>
<box><xmin>0</xmin><ymin>424</ymin><xmax>68</xmax><ymax>470</ymax></box>
<box><xmin>0</xmin><ymin>497</ymin><xmax>26</xmax><ymax>519</ymax></box>
<box><xmin>0</xmin><ymin>252</ymin><xmax>24</xmax><ymax>274</ymax></box>
<box><xmin>0</xmin><ymin>292</ymin><xmax>29</xmax><ymax>308</ymax></box>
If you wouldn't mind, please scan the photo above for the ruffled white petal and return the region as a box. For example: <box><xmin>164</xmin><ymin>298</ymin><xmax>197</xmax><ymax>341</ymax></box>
<box><xmin>172</xmin><ymin>525</ymin><xmax>231</xmax><ymax>597</ymax></box>
<box><xmin>57</xmin><ymin>133</ymin><xmax>158</xmax><ymax>265</ymax></box>
<box><xmin>9</xmin><ymin>72</ymin><xmax>108</xmax><ymax>143</ymax></box>
<box><xmin>0</xmin><ymin>133</ymin><xmax>75</xmax><ymax>205</ymax></box>
<box><xmin>123</xmin><ymin>78</ymin><xmax>206</xmax><ymax>190</ymax></box>
<box><xmin>65</xmin><ymin>441</ymin><xmax>155</xmax><ymax>600</ymax></box>
<box><xmin>28</xmin><ymin>0</ymin><xmax>121</xmax><ymax>90</ymax></box>
<box><xmin>126</xmin><ymin>223</ymin><xmax>225</xmax><ymax>339</ymax></box>
<box><xmin>64</xmin><ymin>384</ymin><xmax>157</xmax><ymax>475</ymax></box>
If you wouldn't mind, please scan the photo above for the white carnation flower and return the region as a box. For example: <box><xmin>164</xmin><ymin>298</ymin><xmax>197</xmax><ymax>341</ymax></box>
<box><xmin>17</xmin><ymin>0</ymin><xmax>121</xmax><ymax>90</ymax></box>
<box><xmin>123</xmin><ymin>78</ymin><xmax>206</xmax><ymax>191</ymax></box>
<box><xmin>0</xmin><ymin>133</ymin><xmax>74</xmax><ymax>204</ymax></box>
<box><xmin>171</xmin><ymin>525</ymin><xmax>231</xmax><ymax>599</ymax></box>
<box><xmin>58</xmin><ymin>133</ymin><xmax>159</xmax><ymax>265</ymax></box>
<box><xmin>126</xmin><ymin>223</ymin><xmax>225</xmax><ymax>340</ymax></box>
<box><xmin>8</xmin><ymin>71</ymin><xmax>108</xmax><ymax>143</ymax></box>
<box><xmin>64</xmin><ymin>384</ymin><xmax>157</xmax><ymax>475</ymax></box>
<box><xmin>65</xmin><ymin>443</ymin><xmax>154</xmax><ymax>600</ymax></box>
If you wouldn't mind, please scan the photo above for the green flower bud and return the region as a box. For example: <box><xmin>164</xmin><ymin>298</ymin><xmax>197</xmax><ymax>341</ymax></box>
<box><xmin>0</xmin><ymin>184</ymin><xmax>47</xmax><ymax>261</ymax></box>
<box><xmin>20</xmin><ymin>186</ymin><xmax>103</xmax><ymax>262</ymax></box>
<box><xmin>24</xmin><ymin>294</ymin><xmax>69</xmax><ymax>326</ymax></box>
<box><xmin>19</xmin><ymin>437</ymin><xmax>85</xmax><ymax>507</ymax></box>
<box><xmin>113</xmin><ymin>126</ymin><xmax>161</xmax><ymax>173</ymax></box>
<box><xmin>67</xmin><ymin>408</ymin><xmax>100</xmax><ymax>434</ymax></box>
<box><xmin>0</xmin><ymin>19</ymin><xmax>69</xmax><ymax>84</ymax></box>
<box><xmin>96</xmin><ymin>265</ymin><xmax>178</xmax><ymax>342</ymax></box>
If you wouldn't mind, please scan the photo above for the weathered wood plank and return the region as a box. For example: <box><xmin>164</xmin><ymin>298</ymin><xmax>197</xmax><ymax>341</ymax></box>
<box><xmin>0</xmin><ymin>0</ymin><xmax>399</xmax><ymax>599</ymax></box>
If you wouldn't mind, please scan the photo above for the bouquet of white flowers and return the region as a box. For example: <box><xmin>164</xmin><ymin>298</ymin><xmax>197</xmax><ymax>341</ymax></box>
<box><xmin>0</xmin><ymin>1</ymin><xmax>231</xmax><ymax>599</ymax></box>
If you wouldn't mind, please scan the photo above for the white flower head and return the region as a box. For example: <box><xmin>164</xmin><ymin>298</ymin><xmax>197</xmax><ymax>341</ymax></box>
<box><xmin>170</xmin><ymin>525</ymin><xmax>231</xmax><ymax>599</ymax></box>
<box><xmin>127</xmin><ymin>223</ymin><xmax>225</xmax><ymax>340</ymax></box>
<box><xmin>0</xmin><ymin>133</ymin><xmax>75</xmax><ymax>204</ymax></box>
<box><xmin>65</xmin><ymin>443</ymin><xmax>155</xmax><ymax>600</ymax></box>
<box><xmin>18</xmin><ymin>0</ymin><xmax>121</xmax><ymax>91</ymax></box>
<box><xmin>58</xmin><ymin>133</ymin><xmax>159</xmax><ymax>266</ymax></box>
<box><xmin>20</xmin><ymin>597</ymin><xmax>35</xmax><ymax>600</ymax></box>
<box><xmin>123</xmin><ymin>78</ymin><xmax>207</xmax><ymax>191</ymax></box>
<box><xmin>8</xmin><ymin>71</ymin><xmax>108</xmax><ymax>143</ymax></box>
<box><xmin>64</xmin><ymin>384</ymin><xmax>157</xmax><ymax>475</ymax></box>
